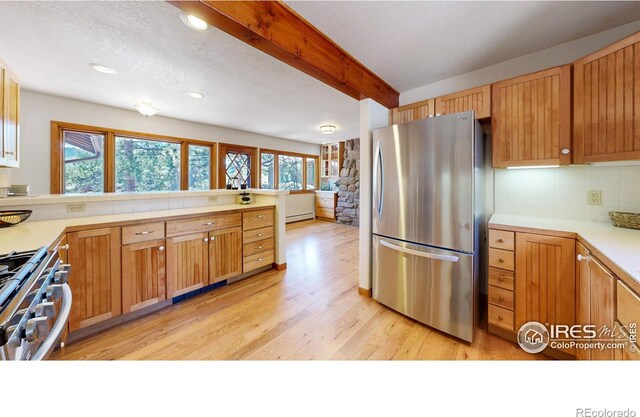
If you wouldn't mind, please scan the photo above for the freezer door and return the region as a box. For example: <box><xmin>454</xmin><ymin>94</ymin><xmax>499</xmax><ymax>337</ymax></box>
<box><xmin>372</xmin><ymin>112</ymin><xmax>475</xmax><ymax>253</ymax></box>
<box><xmin>372</xmin><ymin>235</ymin><xmax>475</xmax><ymax>342</ymax></box>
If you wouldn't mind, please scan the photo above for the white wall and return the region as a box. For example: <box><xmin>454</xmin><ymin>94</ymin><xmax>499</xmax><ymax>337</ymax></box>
<box><xmin>494</xmin><ymin>164</ymin><xmax>640</xmax><ymax>222</ymax></box>
<box><xmin>12</xmin><ymin>90</ymin><xmax>320</xmax><ymax>215</ymax></box>
<box><xmin>401</xmin><ymin>20</ymin><xmax>640</xmax><ymax>105</ymax></box>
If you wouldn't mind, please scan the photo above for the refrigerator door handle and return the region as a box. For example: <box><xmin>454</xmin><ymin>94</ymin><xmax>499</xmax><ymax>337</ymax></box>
<box><xmin>374</xmin><ymin>144</ymin><xmax>384</xmax><ymax>218</ymax></box>
<box><xmin>379</xmin><ymin>239</ymin><xmax>460</xmax><ymax>263</ymax></box>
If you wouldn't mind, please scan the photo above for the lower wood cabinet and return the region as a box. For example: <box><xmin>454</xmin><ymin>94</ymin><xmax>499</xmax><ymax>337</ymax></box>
<box><xmin>166</xmin><ymin>231</ymin><xmax>209</xmax><ymax>297</ymax></box>
<box><xmin>209</xmin><ymin>226</ymin><xmax>242</xmax><ymax>284</ymax></box>
<box><xmin>121</xmin><ymin>239</ymin><xmax>166</xmax><ymax>314</ymax></box>
<box><xmin>515</xmin><ymin>233</ymin><xmax>576</xmax><ymax>355</ymax></box>
<box><xmin>67</xmin><ymin>227</ymin><xmax>121</xmax><ymax>331</ymax></box>
<box><xmin>576</xmin><ymin>242</ymin><xmax>616</xmax><ymax>360</ymax></box>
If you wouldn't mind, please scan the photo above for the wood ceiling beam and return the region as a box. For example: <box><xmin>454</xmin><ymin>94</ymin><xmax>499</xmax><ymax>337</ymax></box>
<box><xmin>168</xmin><ymin>1</ymin><xmax>399</xmax><ymax>108</ymax></box>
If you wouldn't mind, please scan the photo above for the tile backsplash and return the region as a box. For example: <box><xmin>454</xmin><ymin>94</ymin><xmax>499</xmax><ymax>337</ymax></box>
<box><xmin>494</xmin><ymin>164</ymin><xmax>640</xmax><ymax>222</ymax></box>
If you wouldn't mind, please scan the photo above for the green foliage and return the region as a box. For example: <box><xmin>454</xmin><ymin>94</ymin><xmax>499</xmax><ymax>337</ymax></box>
<box><xmin>189</xmin><ymin>145</ymin><xmax>210</xmax><ymax>190</ymax></box>
<box><xmin>115</xmin><ymin>137</ymin><xmax>180</xmax><ymax>192</ymax></box>
<box><xmin>278</xmin><ymin>155</ymin><xmax>302</xmax><ymax>191</ymax></box>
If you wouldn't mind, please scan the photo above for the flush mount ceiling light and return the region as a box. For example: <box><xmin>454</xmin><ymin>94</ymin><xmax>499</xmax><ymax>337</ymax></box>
<box><xmin>320</xmin><ymin>125</ymin><xmax>336</xmax><ymax>134</ymax></box>
<box><xmin>89</xmin><ymin>63</ymin><xmax>117</xmax><ymax>74</ymax></box>
<box><xmin>180</xmin><ymin>13</ymin><xmax>208</xmax><ymax>31</ymax></box>
<box><xmin>187</xmin><ymin>91</ymin><xmax>205</xmax><ymax>99</ymax></box>
<box><xmin>134</xmin><ymin>101</ymin><xmax>160</xmax><ymax>117</ymax></box>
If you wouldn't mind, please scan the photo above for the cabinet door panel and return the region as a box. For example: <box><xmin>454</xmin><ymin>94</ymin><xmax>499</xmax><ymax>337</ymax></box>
<box><xmin>166</xmin><ymin>232</ymin><xmax>209</xmax><ymax>297</ymax></box>
<box><xmin>589</xmin><ymin>256</ymin><xmax>615</xmax><ymax>360</ymax></box>
<box><xmin>435</xmin><ymin>85</ymin><xmax>490</xmax><ymax>119</ymax></box>
<box><xmin>492</xmin><ymin>65</ymin><xmax>571</xmax><ymax>167</ymax></box>
<box><xmin>389</xmin><ymin>98</ymin><xmax>435</xmax><ymax>125</ymax></box>
<box><xmin>209</xmin><ymin>226</ymin><xmax>242</xmax><ymax>284</ymax></box>
<box><xmin>576</xmin><ymin>242</ymin><xmax>591</xmax><ymax>360</ymax></box>
<box><xmin>515</xmin><ymin>233</ymin><xmax>575</xmax><ymax>355</ymax></box>
<box><xmin>122</xmin><ymin>239</ymin><xmax>166</xmax><ymax>313</ymax></box>
<box><xmin>67</xmin><ymin>227</ymin><xmax>121</xmax><ymax>331</ymax></box>
<box><xmin>574</xmin><ymin>32</ymin><xmax>640</xmax><ymax>163</ymax></box>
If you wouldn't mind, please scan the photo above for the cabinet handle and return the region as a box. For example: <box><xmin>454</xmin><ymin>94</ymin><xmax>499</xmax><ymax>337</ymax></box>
<box><xmin>159</xmin><ymin>246</ymin><xmax>165</xmax><ymax>251</ymax></box>
<box><xmin>257</xmin><ymin>257</ymin><xmax>264</xmax><ymax>261</ymax></box>
<box><xmin>497</xmin><ymin>238</ymin><xmax>504</xmax><ymax>243</ymax></box>
<box><xmin>203</xmin><ymin>238</ymin><xmax>209</xmax><ymax>242</ymax></box>
<box><xmin>256</xmin><ymin>233</ymin><xmax>264</xmax><ymax>237</ymax></box>
<box><xmin>256</xmin><ymin>214</ymin><xmax>264</xmax><ymax>219</ymax></box>
<box><xmin>135</xmin><ymin>230</ymin><xmax>154</xmax><ymax>236</ymax></box>
<box><xmin>256</xmin><ymin>245</ymin><xmax>263</xmax><ymax>249</ymax></box>
<box><xmin>5</xmin><ymin>151</ymin><xmax>15</xmax><ymax>155</ymax></box>
<box><xmin>202</xmin><ymin>221</ymin><xmax>215</xmax><ymax>226</ymax></box>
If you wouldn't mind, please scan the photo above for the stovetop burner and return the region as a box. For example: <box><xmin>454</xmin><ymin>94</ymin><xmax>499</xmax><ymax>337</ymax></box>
<box><xmin>0</xmin><ymin>249</ymin><xmax>42</xmax><ymax>312</ymax></box>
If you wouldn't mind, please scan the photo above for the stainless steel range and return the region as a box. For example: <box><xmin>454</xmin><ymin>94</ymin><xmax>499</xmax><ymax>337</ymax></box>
<box><xmin>0</xmin><ymin>247</ymin><xmax>72</xmax><ymax>360</ymax></box>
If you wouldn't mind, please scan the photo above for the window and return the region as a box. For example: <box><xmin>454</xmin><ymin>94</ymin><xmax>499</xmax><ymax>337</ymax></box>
<box><xmin>218</xmin><ymin>144</ymin><xmax>257</xmax><ymax>188</ymax></box>
<box><xmin>259</xmin><ymin>149</ymin><xmax>318</xmax><ymax>192</ymax></box>
<box><xmin>188</xmin><ymin>145</ymin><xmax>211</xmax><ymax>190</ymax></box>
<box><xmin>62</xmin><ymin>130</ymin><xmax>105</xmax><ymax>193</ymax></box>
<box><xmin>51</xmin><ymin>121</ymin><xmax>215</xmax><ymax>194</ymax></box>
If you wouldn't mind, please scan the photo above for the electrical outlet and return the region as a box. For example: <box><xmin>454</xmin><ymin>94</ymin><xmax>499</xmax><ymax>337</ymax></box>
<box><xmin>208</xmin><ymin>196</ymin><xmax>217</xmax><ymax>203</ymax></box>
<box><xmin>66</xmin><ymin>203</ymin><xmax>86</xmax><ymax>213</ymax></box>
<box><xmin>587</xmin><ymin>190</ymin><xmax>602</xmax><ymax>206</ymax></box>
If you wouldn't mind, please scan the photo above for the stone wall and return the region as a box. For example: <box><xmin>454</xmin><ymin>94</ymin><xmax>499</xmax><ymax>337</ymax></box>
<box><xmin>336</xmin><ymin>138</ymin><xmax>360</xmax><ymax>226</ymax></box>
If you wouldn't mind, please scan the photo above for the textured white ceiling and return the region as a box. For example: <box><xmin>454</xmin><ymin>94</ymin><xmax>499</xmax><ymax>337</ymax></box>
<box><xmin>287</xmin><ymin>1</ymin><xmax>640</xmax><ymax>92</ymax></box>
<box><xmin>0</xmin><ymin>1</ymin><xmax>359</xmax><ymax>144</ymax></box>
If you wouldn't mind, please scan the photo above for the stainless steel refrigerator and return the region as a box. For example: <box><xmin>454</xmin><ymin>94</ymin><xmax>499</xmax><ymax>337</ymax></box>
<box><xmin>371</xmin><ymin>111</ymin><xmax>484</xmax><ymax>343</ymax></box>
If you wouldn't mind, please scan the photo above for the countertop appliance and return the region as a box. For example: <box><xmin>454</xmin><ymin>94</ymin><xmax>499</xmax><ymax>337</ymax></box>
<box><xmin>372</xmin><ymin>111</ymin><xmax>484</xmax><ymax>342</ymax></box>
<box><xmin>0</xmin><ymin>247</ymin><xmax>72</xmax><ymax>360</ymax></box>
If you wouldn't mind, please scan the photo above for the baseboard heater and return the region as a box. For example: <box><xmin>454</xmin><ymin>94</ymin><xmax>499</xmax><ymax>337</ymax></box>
<box><xmin>285</xmin><ymin>212</ymin><xmax>315</xmax><ymax>223</ymax></box>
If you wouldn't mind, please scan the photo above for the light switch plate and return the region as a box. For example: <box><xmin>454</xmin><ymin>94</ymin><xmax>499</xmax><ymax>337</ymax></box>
<box><xmin>587</xmin><ymin>190</ymin><xmax>602</xmax><ymax>206</ymax></box>
<box><xmin>67</xmin><ymin>203</ymin><xmax>86</xmax><ymax>213</ymax></box>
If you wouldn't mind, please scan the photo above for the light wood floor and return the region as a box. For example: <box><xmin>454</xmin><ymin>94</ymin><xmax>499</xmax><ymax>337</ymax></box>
<box><xmin>52</xmin><ymin>220</ymin><xmax>545</xmax><ymax>360</ymax></box>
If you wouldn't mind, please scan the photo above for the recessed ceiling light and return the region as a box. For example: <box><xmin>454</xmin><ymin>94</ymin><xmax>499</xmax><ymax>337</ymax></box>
<box><xmin>188</xmin><ymin>91</ymin><xmax>205</xmax><ymax>99</ymax></box>
<box><xmin>134</xmin><ymin>101</ymin><xmax>160</xmax><ymax>117</ymax></box>
<box><xmin>180</xmin><ymin>13</ymin><xmax>208</xmax><ymax>31</ymax></box>
<box><xmin>320</xmin><ymin>125</ymin><xmax>336</xmax><ymax>134</ymax></box>
<box><xmin>89</xmin><ymin>63</ymin><xmax>117</xmax><ymax>74</ymax></box>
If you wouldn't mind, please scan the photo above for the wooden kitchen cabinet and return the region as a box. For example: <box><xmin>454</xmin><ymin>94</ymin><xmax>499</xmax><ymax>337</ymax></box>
<box><xmin>121</xmin><ymin>239</ymin><xmax>167</xmax><ymax>314</ymax></box>
<box><xmin>208</xmin><ymin>226</ymin><xmax>242</xmax><ymax>284</ymax></box>
<box><xmin>515</xmin><ymin>232</ymin><xmax>575</xmax><ymax>355</ymax></box>
<box><xmin>166</xmin><ymin>231</ymin><xmax>209</xmax><ymax>297</ymax></box>
<box><xmin>573</xmin><ymin>32</ymin><xmax>640</xmax><ymax>163</ymax></box>
<box><xmin>67</xmin><ymin>227</ymin><xmax>121</xmax><ymax>331</ymax></box>
<box><xmin>576</xmin><ymin>242</ymin><xmax>616</xmax><ymax>360</ymax></box>
<box><xmin>492</xmin><ymin>65</ymin><xmax>572</xmax><ymax>168</ymax></box>
<box><xmin>435</xmin><ymin>84</ymin><xmax>491</xmax><ymax>119</ymax></box>
<box><xmin>389</xmin><ymin>98</ymin><xmax>435</xmax><ymax>125</ymax></box>
<box><xmin>0</xmin><ymin>57</ymin><xmax>20</xmax><ymax>168</ymax></box>
<box><xmin>315</xmin><ymin>190</ymin><xmax>337</xmax><ymax>221</ymax></box>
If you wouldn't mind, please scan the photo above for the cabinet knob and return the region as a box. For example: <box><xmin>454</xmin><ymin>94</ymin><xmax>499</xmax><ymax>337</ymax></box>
<box><xmin>257</xmin><ymin>257</ymin><xmax>264</xmax><ymax>261</ymax></box>
<box><xmin>577</xmin><ymin>254</ymin><xmax>588</xmax><ymax>262</ymax></box>
<box><xmin>497</xmin><ymin>315</ymin><xmax>503</xmax><ymax>321</ymax></box>
<box><xmin>497</xmin><ymin>238</ymin><xmax>504</xmax><ymax>243</ymax></box>
<box><xmin>203</xmin><ymin>238</ymin><xmax>209</xmax><ymax>242</ymax></box>
<box><xmin>256</xmin><ymin>245</ymin><xmax>263</xmax><ymax>249</ymax></box>
<box><xmin>256</xmin><ymin>215</ymin><xmax>264</xmax><ymax>219</ymax></box>
<box><xmin>561</xmin><ymin>148</ymin><xmax>570</xmax><ymax>155</ymax></box>
<box><xmin>202</xmin><ymin>221</ymin><xmax>215</xmax><ymax>226</ymax></box>
<box><xmin>498</xmin><ymin>258</ymin><xmax>504</xmax><ymax>263</ymax></box>
<box><xmin>256</xmin><ymin>233</ymin><xmax>264</xmax><ymax>237</ymax></box>
<box><xmin>498</xmin><ymin>277</ymin><xmax>504</xmax><ymax>282</ymax></box>
<box><xmin>498</xmin><ymin>296</ymin><xmax>504</xmax><ymax>302</ymax></box>
<box><xmin>159</xmin><ymin>245</ymin><xmax>165</xmax><ymax>251</ymax></box>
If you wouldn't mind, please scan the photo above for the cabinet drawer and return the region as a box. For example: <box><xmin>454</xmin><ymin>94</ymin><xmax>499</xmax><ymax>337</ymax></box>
<box><xmin>243</xmin><ymin>238</ymin><xmax>275</xmax><ymax>257</ymax></box>
<box><xmin>316</xmin><ymin>207</ymin><xmax>335</xmax><ymax>219</ymax></box>
<box><xmin>243</xmin><ymin>226</ymin><xmax>274</xmax><ymax>244</ymax></box>
<box><xmin>242</xmin><ymin>209</ymin><xmax>274</xmax><ymax>231</ymax></box>
<box><xmin>122</xmin><ymin>222</ymin><xmax>165</xmax><ymax>245</ymax></box>
<box><xmin>617</xmin><ymin>280</ymin><xmax>640</xmax><ymax>331</ymax></box>
<box><xmin>243</xmin><ymin>250</ymin><xmax>274</xmax><ymax>273</ymax></box>
<box><xmin>316</xmin><ymin>197</ymin><xmax>335</xmax><ymax>208</ymax></box>
<box><xmin>489</xmin><ymin>248</ymin><xmax>514</xmax><ymax>271</ymax></box>
<box><xmin>167</xmin><ymin>213</ymin><xmax>241</xmax><ymax>236</ymax></box>
<box><xmin>488</xmin><ymin>267</ymin><xmax>514</xmax><ymax>291</ymax></box>
<box><xmin>488</xmin><ymin>304</ymin><xmax>514</xmax><ymax>331</ymax></box>
<box><xmin>488</xmin><ymin>285</ymin><xmax>514</xmax><ymax>311</ymax></box>
<box><xmin>488</xmin><ymin>229</ymin><xmax>514</xmax><ymax>251</ymax></box>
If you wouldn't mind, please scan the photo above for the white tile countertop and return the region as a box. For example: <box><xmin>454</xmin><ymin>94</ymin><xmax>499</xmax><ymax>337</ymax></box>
<box><xmin>0</xmin><ymin>202</ymin><xmax>276</xmax><ymax>254</ymax></box>
<box><xmin>489</xmin><ymin>214</ymin><xmax>640</xmax><ymax>285</ymax></box>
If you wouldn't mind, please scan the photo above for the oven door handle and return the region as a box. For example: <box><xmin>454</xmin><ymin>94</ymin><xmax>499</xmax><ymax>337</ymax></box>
<box><xmin>31</xmin><ymin>283</ymin><xmax>72</xmax><ymax>361</ymax></box>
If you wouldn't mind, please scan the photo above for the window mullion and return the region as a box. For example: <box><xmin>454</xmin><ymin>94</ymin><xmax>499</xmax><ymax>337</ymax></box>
<box><xmin>105</xmin><ymin>131</ymin><xmax>115</xmax><ymax>193</ymax></box>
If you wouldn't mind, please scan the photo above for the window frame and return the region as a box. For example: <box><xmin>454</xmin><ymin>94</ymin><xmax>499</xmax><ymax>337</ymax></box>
<box><xmin>259</xmin><ymin>148</ymin><xmax>319</xmax><ymax>194</ymax></box>
<box><xmin>217</xmin><ymin>143</ymin><xmax>258</xmax><ymax>189</ymax></box>
<box><xmin>50</xmin><ymin>121</ymin><xmax>216</xmax><ymax>194</ymax></box>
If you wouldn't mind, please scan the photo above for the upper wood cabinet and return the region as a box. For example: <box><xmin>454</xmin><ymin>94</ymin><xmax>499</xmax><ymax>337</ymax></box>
<box><xmin>492</xmin><ymin>65</ymin><xmax>572</xmax><ymax>168</ymax></box>
<box><xmin>515</xmin><ymin>232</ymin><xmax>575</xmax><ymax>355</ymax></box>
<box><xmin>575</xmin><ymin>242</ymin><xmax>616</xmax><ymax>360</ymax></box>
<box><xmin>574</xmin><ymin>32</ymin><xmax>640</xmax><ymax>163</ymax></box>
<box><xmin>435</xmin><ymin>85</ymin><xmax>491</xmax><ymax>119</ymax></box>
<box><xmin>0</xmin><ymin>57</ymin><xmax>19</xmax><ymax>168</ymax></box>
<box><xmin>389</xmin><ymin>98</ymin><xmax>435</xmax><ymax>125</ymax></box>
<box><xmin>67</xmin><ymin>227</ymin><xmax>121</xmax><ymax>331</ymax></box>
<box><xmin>121</xmin><ymin>238</ymin><xmax>167</xmax><ymax>314</ymax></box>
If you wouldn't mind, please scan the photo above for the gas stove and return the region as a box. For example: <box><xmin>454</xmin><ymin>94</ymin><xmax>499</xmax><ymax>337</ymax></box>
<box><xmin>0</xmin><ymin>247</ymin><xmax>72</xmax><ymax>360</ymax></box>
